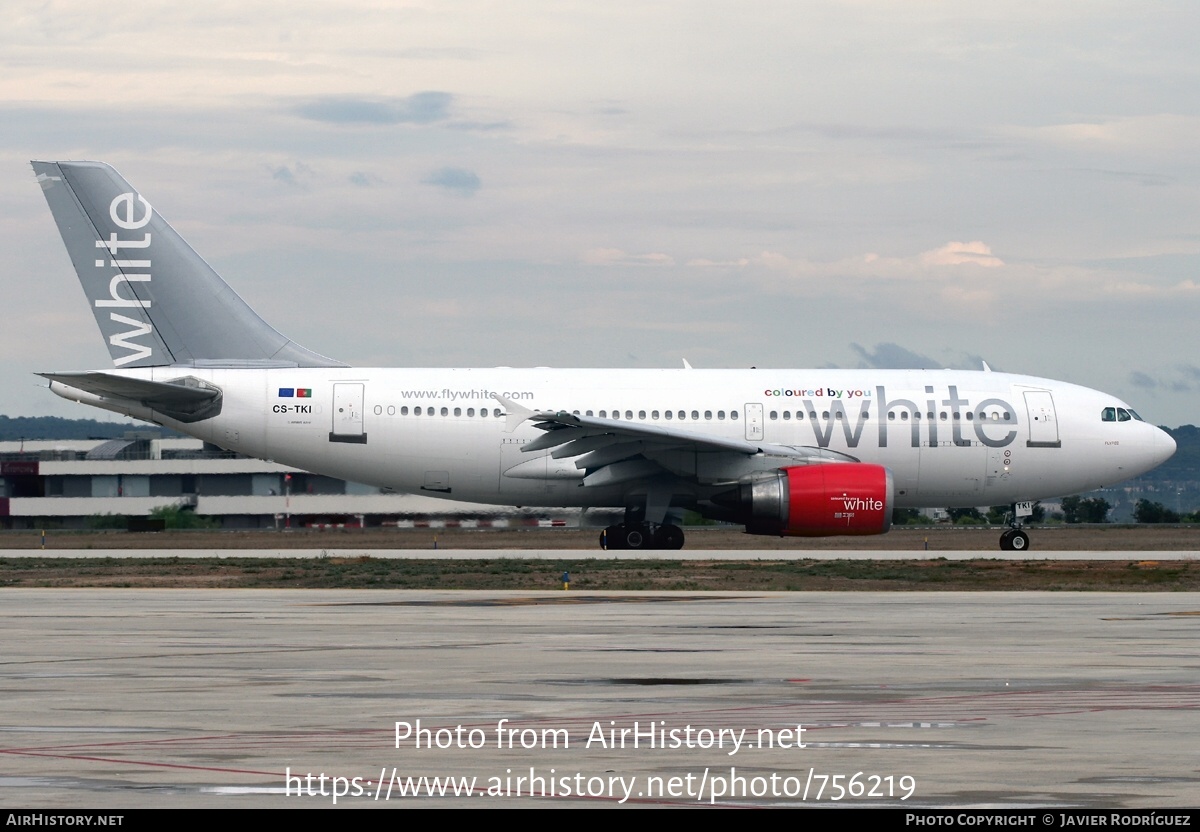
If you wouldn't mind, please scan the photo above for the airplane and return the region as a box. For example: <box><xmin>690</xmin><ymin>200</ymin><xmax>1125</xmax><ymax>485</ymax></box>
<box><xmin>30</xmin><ymin>160</ymin><xmax>1177</xmax><ymax>552</ymax></box>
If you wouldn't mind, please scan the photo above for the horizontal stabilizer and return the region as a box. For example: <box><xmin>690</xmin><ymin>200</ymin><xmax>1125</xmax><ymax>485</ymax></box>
<box><xmin>40</xmin><ymin>372</ymin><xmax>222</xmax><ymax>423</ymax></box>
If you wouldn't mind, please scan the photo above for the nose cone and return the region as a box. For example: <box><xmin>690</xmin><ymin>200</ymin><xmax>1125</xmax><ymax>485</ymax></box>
<box><xmin>1152</xmin><ymin>426</ymin><xmax>1177</xmax><ymax>467</ymax></box>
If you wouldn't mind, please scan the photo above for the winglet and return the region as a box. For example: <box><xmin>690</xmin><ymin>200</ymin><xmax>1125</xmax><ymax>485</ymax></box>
<box><xmin>682</xmin><ymin>358</ymin><xmax>693</xmax><ymax>370</ymax></box>
<box><xmin>981</xmin><ymin>360</ymin><xmax>992</xmax><ymax>372</ymax></box>
<box><xmin>492</xmin><ymin>393</ymin><xmax>534</xmax><ymax>433</ymax></box>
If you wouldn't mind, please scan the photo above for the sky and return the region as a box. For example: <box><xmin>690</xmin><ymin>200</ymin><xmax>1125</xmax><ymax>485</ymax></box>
<box><xmin>2</xmin><ymin>1</ymin><xmax>1199</xmax><ymax>426</ymax></box>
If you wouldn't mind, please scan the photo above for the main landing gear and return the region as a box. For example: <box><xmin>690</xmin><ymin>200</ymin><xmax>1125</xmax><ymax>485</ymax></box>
<box><xmin>600</xmin><ymin>522</ymin><xmax>685</xmax><ymax>550</ymax></box>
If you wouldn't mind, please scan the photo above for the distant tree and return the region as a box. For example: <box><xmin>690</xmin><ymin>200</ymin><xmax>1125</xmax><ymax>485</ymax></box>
<box><xmin>87</xmin><ymin>513</ymin><xmax>129</xmax><ymax>530</ymax></box>
<box><xmin>148</xmin><ymin>505</ymin><xmax>218</xmax><ymax>529</ymax></box>
<box><xmin>0</xmin><ymin>415</ymin><xmax>173</xmax><ymax>441</ymax></box>
<box><xmin>947</xmin><ymin>507</ymin><xmax>985</xmax><ymax>525</ymax></box>
<box><xmin>892</xmin><ymin>507</ymin><xmax>923</xmax><ymax>525</ymax></box>
<box><xmin>1133</xmin><ymin>499</ymin><xmax>1180</xmax><ymax>524</ymax></box>
<box><xmin>1060</xmin><ymin>496</ymin><xmax>1111</xmax><ymax>524</ymax></box>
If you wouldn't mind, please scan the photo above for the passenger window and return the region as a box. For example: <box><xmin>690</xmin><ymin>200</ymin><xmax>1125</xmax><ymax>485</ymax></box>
<box><xmin>652</xmin><ymin>410</ymin><xmax>659</xmax><ymax>419</ymax></box>
<box><xmin>770</xmin><ymin>411</ymin><xmax>778</xmax><ymax>421</ymax></box>
<box><xmin>414</xmin><ymin>407</ymin><xmax>422</xmax><ymax>416</ymax></box>
<box><xmin>822</xmin><ymin>411</ymin><xmax>829</xmax><ymax>419</ymax></box>
<box><xmin>599</xmin><ymin>411</ymin><xmax>607</xmax><ymax>418</ymax></box>
<box><xmin>731</xmin><ymin>411</ymin><xmax>739</xmax><ymax>420</ymax></box>
<box><xmin>782</xmin><ymin>411</ymin><xmax>791</xmax><ymax>421</ymax></box>
<box><xmin>718</xmin><ymin>411</ymin><xmax>725</xmax><ymax>420</ymax></box>
<box><xmin>638</xmin><ymin>410</ymin><xmax>646</xmax><ymax>419</ymax></box>
<box><xmin>690</xmin><ymin>410</ymin><xmax>698</xmax><ymax>420</ymax></box>
<box><xmin>665</xmin><ymin>411</ymin><xmax>672</xmax><ymax>420</ymax></box>
<box><xmin>466</xmin><ymin>408</ymin><xmax>474</xmax><ymax>417</ymax></box>
<box><xmin>401</xmin><ymin>406</ymin><xmax>409</xmax><ymax>416</ymax></box>
<box><xmin>440</xmin><ymin>407</ymin><xmax>448</xmax><ymax>416</ymax></box>
<box><xmin>586</xmin><ymin>410</ymin><xmax>594</xmax><ymax>417</ymax></box>
<box><xmin>494</xmin><ymin>408</ymin><xmax>502</xmax><ymax>417</ymax></box>
<box><xmin>888</xmin><ymin>412</ymin><xmax>895</xmax><ymax>421</ymax></box>
<box><xmin>861</xmin><ymin>411</ymin><xmax>869</xmax><ymax>419</ymax></box>
<box><xmin>626</xmin><ymin>411</ymin><xmax>633</xmax><ymax>420</ymax></box>
<box><xmin>704</xmin><ymin>410</ymin><xmax>712</xmax><ymax>420</ymax></box>
<box><xmin>678</xmin><ymin>411</ymin><xmax>685</xmax><ymax>420</ymax></box>
<box><xmin>900</xmin><ymin>412</ymin><xmax>908</xmax><ymax>421</ymax></box>
<box><xmin>454</xmin><ymin>407</ymin><xmax>462</xmax><ymax>417</ymax></box>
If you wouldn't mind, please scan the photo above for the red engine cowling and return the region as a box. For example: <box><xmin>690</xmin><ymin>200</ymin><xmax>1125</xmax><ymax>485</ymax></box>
<box><xmin>738</xmin><ymin>463</ymin><xmax>894</xmax><ymax>537</ymax></box>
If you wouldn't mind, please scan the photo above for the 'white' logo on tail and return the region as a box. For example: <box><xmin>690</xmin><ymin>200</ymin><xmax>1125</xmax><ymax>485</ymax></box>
<box><xmin>94</xmin><ymin>193</ymin><xmax>155</xmax><ymax>364</ymax></box>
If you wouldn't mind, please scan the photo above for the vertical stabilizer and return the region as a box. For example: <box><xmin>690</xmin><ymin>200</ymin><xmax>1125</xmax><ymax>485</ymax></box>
<box><xmin>32</xmin><ymin>161</ymin><xmax>344</xmax><ymax>368</ymax></box>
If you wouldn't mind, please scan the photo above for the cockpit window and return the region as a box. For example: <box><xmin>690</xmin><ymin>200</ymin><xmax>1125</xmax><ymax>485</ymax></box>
<box><xmin>1103</xmin><ymin>406</ymin><xmax>1142</xmax><ymax>422</ymax></box>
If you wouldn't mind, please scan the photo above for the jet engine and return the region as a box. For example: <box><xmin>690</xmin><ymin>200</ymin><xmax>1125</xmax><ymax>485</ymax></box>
<box><xmin>714</xmin><ymin>463</ymin><xmax>894</xmax><ymax>537</ymax></box>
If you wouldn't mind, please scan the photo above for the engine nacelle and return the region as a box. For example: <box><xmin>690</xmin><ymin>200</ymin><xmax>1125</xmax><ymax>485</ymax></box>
<box><xmin>726</xmin><ymin>463</ymin><xmax>894</xmax><ymax>537</ymax></box>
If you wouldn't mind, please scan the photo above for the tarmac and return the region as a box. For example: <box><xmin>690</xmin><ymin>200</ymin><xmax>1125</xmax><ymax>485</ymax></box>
<box><xmin>1</xmin><ymin>586</ymin><xmax>1198</xmax><ymax>807</ymax></box>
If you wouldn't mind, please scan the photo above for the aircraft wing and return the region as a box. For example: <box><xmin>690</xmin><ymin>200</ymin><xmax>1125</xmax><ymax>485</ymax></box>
<box><xmin>496</xmin><ymin>395</ymin><xmax>855</xmax><ymax>487</ymax></box>
<box><xmin>39</xmin><ymin>372</ymin><xmax>222</xmax><ymax>423</ymax></box>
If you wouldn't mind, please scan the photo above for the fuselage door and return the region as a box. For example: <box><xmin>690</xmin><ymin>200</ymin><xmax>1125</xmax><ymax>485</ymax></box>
<box><xmin>330</xmin><ymin>383</ymin><xmax>368</xmax><ymax>444</ymax></box>
<box><xmin>745</xmin><ymin>403</ymin><xmax>764</xmax><ymax>441</ymax></box>
<box><xmin>1023</xmin><ymin>391</ymin><xmax>1060</xmax><ymax>448</ymax></box>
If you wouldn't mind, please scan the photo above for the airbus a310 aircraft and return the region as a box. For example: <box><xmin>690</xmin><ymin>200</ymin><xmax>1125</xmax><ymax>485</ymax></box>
<box><xmin>31</xmin><ymin>161</ymin><xmax>1176</xmax><ymax>551</ymax></box>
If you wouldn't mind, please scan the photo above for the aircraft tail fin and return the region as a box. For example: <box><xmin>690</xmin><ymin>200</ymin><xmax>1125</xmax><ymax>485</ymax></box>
<box><xmin>32</xmin><ymin>161</ymin><xmax>345</xmax><ymax>369</ymax></box>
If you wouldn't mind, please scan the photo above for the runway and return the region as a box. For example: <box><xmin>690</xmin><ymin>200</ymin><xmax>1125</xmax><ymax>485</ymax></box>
<box><xmin>14</xmin><ymin>548</ymin><xmax>1199</xmax><ymax>560</ymax></box>
<box><xmin>1</xmin><ymin>589</ymin><xmax>1197</xmax><ymax>807</ymax></box>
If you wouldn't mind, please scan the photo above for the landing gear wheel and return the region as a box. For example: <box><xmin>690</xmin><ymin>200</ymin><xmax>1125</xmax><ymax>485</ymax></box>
<box><xmin>999</xmin><ymin>529</ymin><xmax>1031</xmax><ymax>551</ymax></box>
<box><xmin>601</xmin><ymin>524</ymin><xmax>626</xmax><ymax>550</ymax></box>
<box><xmin>656</xmin><ymin>524</ymin><xmax>685</xmax><ymax>550</ymax></box>
<box><xmin>622</xmin><ymin>524</ymin><xmax>651</xmax><ymax>550</ymax></box>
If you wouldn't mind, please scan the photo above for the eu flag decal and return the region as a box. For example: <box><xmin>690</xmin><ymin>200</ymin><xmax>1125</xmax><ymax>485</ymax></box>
<box><xmin>278</xmin><ymin>388</ymin><xmax>295</xmax><ymax>397</ymax></box>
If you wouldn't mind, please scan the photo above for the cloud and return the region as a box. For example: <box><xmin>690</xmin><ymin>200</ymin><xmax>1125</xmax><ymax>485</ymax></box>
<box><xmin>851</xmin><ymin>343</ymin><xmax>943</xmax><ymax>370</ymax></box>
<box><xmin>1129</xmin><ymin>368</ymin><xmax>1197</xmax><ymax>393</ymax></box>
<box><xmin>422</xmin><ymin>167</ymin><xmax>481</xmax><ymax>196</ymax></box>
<box><xmin>268</xmin><ymin>161</ymin><xmax>313</xmax><ymax>187</ymax></box>
<box><xmin>582</xmin><ymin>248</ymin><xmax>675</xmax><ymax>267</ymax></box>
<box><xmin>294</xmin><ymin>92</ymin><xmax>453</xmax><ymax>125</ymax></box>
<box><xmin>919</xmin><ymin>241</ymin><xmax>1004</xmax><ymax>268</ymax></box>
<box><xmin>1014</xmin><ymin>115</ymin><xmax>1200</xmax><ymax>155</ymax></box>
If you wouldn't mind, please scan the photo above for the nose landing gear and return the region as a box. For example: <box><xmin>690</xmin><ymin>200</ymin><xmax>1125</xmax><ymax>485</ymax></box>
<box><xmin>999</xmin><ymin>527</ymin><xmax>1030</xmax><ymax>551</ymax></box>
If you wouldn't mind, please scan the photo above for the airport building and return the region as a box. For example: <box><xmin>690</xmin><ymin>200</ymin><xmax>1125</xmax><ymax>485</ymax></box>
<box><xmin>0</xmin><ymin>435</ymin><xmax>573</xmax><ymax>530</ymax></box>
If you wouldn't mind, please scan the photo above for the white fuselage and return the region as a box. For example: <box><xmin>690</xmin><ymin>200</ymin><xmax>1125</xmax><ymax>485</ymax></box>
<box><xmin>59</xmin><ymin>366</ymin><xmax>1176</xmax><ymax>510</ymax></box>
